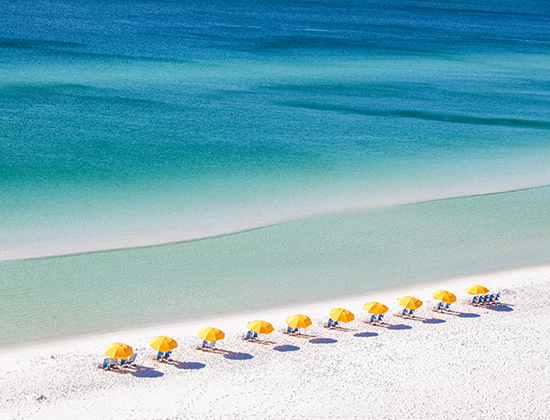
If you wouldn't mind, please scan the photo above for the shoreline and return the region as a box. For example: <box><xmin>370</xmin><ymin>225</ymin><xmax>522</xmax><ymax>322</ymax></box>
<box><xmin>2</xmin><ymin>262</ymin><xmax>548</xmax><ymax>354</ymax></box>
<box><xmin>1</xmin><ymin>263</ymin><xmax>549</xmax><ymax>418</ymax></box>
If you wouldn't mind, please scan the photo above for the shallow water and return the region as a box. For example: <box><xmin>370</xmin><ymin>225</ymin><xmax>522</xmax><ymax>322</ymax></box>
<box><xmin>2</xmin><ymin>186</ymin><xmax>550</xmax><ymax>346</ymax></box>
<box><xmin>1</xmin><ymin>0</ymin><xmax>550</xmax><ymax>344</ymax></box>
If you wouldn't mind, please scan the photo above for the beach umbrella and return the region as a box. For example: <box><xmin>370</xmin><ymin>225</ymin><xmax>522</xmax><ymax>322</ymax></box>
<box><xmin>362</xmin><ymin>302</ymin><xmax>389</xmax><ymax>315</ymax></box>
<box><xmin>105</xmin><ymin>342</ymin><xmax>133</xmax><ymax>359</ymax></box>
<box><xmin>432</xmin><ymin>290</ymin><xmax>457</xmax><ymax>303</ymax></box>
<box><xmin>197</xmin><ymin>327</ymin><xmax>225</xmax><ymax>342</ymax></box>
<box><xmin>465</xmin><ymin>285</ymin><xmax>489</xmax><ymax>295</ymax></box>
<box><xmin>149</xmin><ymin>336</ymin><xmax>178</xmax><ymax>352</ymax></box>
<box><xmin>286</xmin><ymin>314</ymin><xmax>312</xmax><ymax>329</ymax></box>
<box><xmin>329</xmin><ymin>308</ymin><xmax>355</xmax><ymax>323</ymax></box>
<box><xmin>397</xmin><ymin>296</ymin><xmax>423</xmax><ymax>310</ymax></box>
<box><xmin>247</xmin><ymin>320</ymin><xmax>274</xmax><ymax>335</ymax></box>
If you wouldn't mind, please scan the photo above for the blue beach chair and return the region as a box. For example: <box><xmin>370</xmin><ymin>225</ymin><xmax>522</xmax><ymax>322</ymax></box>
<box><xmin>97</xmin><ymin>358</ymin><xmax>110</xmax><ymax>370</ymax></box>
<box><xmin>432</xmin><ymin>302</ymin><xmax>444</xmax><ymax>312</ymax></box>
<box><xmin>253</xmin><ymin>332</ymin><xmax>258</xmax><ymax>340</ymax></box>
<box><xmin>408</xmin><ymin>309</ymin><xmax>415</xmax><ymax>317</ymax></box>
<box><xmin>153</xmin><ymin>351</ymin><xmax>163</xmax><ymax>361</ymax></box>
<box><xmin>493</xmin><ymin>292</ymin><xmax>501</xmax><ymax>304</ymax></box>
<box><xmin>164</xmin><ymin>351</ymin><xmax>172</xmax><ymax>360</ymax></box>
<box><xmin>444</xmin><ymin>303</ymin><xmax>450</xmax><ymax>311</ymax></box>
<box><xmin>367</xmin><ymin>314</ymin><xmax>376</xmax><ymax>324</ymax></box>
<box><xmin>377</xmin><ymin>314</ymin><xmax>384</xmax><ymax>323</ymax></box>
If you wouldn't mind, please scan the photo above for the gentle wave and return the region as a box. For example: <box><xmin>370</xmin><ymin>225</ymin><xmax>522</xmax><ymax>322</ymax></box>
<box><xmin>283</xmin><ymin>102</ymin><xmax>550</xmax><ymax>130</ymax></box>
<box><xmin>2</xmin><ymin>185</ymin><xmax>547</xmax><ymax>262</ymax></box>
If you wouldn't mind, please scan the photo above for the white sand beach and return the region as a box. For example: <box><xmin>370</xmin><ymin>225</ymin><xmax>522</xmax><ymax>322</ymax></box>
<box><xmin>1</xmin><ymin>265</ymin><xmax>549</xmax><ymax>419</ymax></box>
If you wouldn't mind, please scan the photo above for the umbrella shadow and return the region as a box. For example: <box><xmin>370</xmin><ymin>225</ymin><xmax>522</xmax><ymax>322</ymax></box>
<box><xmin>131</xmin><ymin>366</ymin><xmax>164</xmax><ymax>378</ymax></box>
<box><xmin>422</xmin><ymin>318</ymin><xmax>446</xmax><ymax>324</ymax></box>
<box><xmin>219</xmin><ymin>350</ymin><xmax>254</xmax><ymax>360</ymax></box>
<box><xmin>485</xmin><ymin>304</ymin><xmax>513</xmax><ymax>312</ymax></box>
<box><xmin>385</xmin><ymin>324</ymin><xmax>413</xmax><ymax>330</ymax></box>
<box><xmin>273</xmin><ymin>344</ymin><xmax>300</xmax><ymax>352</ymax></box>
<box><xmin>174</xmin><ymin>361</ymin><xmax>206</xmax><ymax>370</ymax></box>
<box><xmin>453</xmin><ymin>312</ymin><xmax>481</xmax><ymax>318</ymax></box>
<box><xmin>309</xmin><ymin>337</ymin><xmax>337</xmax><ymax>344</ymax></box>
<box><xmin>353</xmin><ymin>331</ymin><xmax>379</xmax><ymax>338</ymax></box>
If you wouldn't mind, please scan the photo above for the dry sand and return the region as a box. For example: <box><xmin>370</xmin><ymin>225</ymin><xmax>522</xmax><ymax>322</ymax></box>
<box><xmin>1</xmin><ymin>265</ymin><xmax>549</xmax><ymax>419</ymax></box>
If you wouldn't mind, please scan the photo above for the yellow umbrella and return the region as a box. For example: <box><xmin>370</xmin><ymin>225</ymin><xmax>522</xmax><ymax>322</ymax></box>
<box><xmin>465</xmin><ymin>285</ymin><xmax>489</xmax><ymax>295</ymax></box>
<box><xmin>397</xmin><ymin>296</ymin><xmax>423</xmax><ymax>310</ymax></box>
<box><xmin>197</xmin><ymin>327</ymin><xmax>225</xmax><ymax>342</ymax></box>
<box><xmin>286</xmin><ymin>314</ymin><xmax>312</xmax><ymax>329</ymax></box>
<box><xmin>362</xmin><ymin>302</ymin><xmax>389</xmax><ymax>315</ymax></box>
<box><xmin>246</xmin><ymin>320</ymin><xmax>274</xmax><ymax>335</ymax></box>
<box><xmin>432</xmin><ymin>290</ymin><xmax>457</xmax><ymax>303</ymax></box>
<box><xmin>329</xmin><ymin>308</ymin><xmax>355</xmax><ymax>323</ymax></box>
<box><xmin>149</xmin><ymin>336</ymin><xmax>178</xmax><ymax>352</ymax></box>
<box><xmin>105</xmin><ymin>342</ymin><xmax>133</xmax><ymax>359</ymax></box>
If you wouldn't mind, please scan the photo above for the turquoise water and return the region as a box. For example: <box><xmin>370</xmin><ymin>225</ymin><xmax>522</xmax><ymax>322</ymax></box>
<box><xmin>1</xmin><ymin>0</ymin><xmax>550</xmax><ymax>344</ymax></box>
<box><xmin>2</xmin><ymin>186</ymin><xmax>550</xmax><ymax>346</ymax></box>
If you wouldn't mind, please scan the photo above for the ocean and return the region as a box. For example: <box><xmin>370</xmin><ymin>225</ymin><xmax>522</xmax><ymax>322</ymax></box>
<box><xmin>1</xmin><ymin>0</ymin><xmax>550</xmax><ymax>346</ymax></box>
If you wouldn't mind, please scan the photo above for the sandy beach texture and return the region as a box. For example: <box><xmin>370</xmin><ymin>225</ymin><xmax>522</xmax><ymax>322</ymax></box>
<box><xmin>1</xmin><ymin>265</ymin><xmax>549</xmax><ymax>419</ymax></box>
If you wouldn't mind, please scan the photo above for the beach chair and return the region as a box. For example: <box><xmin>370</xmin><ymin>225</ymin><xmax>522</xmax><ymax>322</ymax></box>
<box><xmin>396</xmin><ymin>309</ymin><xmax>407</xmax><ymax>318</ymax></box>
<box><xmin>432</xmin><ymin>302</ymin><xmax>444</xmax><ymax>312</ymax></box>
<box><xmin>408</xmin><ymin>309</ymin><xmax>415</xmax><ymax>317</ymax></box>
<box><xmin>252</xmin><ymin>332</ymin><xmax>258</xmax><ymax>340</ymax></box>
<box><xmin>107</xmin><ymin>358</ymin><xmax>118</xmax><ymax>369</ymax></box>
<box><xmin>377</xmin><ymin>314</ymin><xmax>384</xmax><ymax>323</ymax></box>
<box><xmin>366</xmin><ymin>314</ymin><xmax>376</xmax><ymax>324</ymax></box>
<box><xmin>493</xmin><ymin>292</ymin><xmax>501</xmax><ymax>304</ymax></box>
<box><xmin>467</xmin><ymin>295</ymin><xmax>478</xmax><ymax>305</ymax></box>
<box><xmin>444</xmin><ymin>303</ymin><xmax>450</xmax><ymax>311</ymax></box>
<box><xmin>153</xmin><ymin>351</ymin><xmax>163</xmax><ymax>361</ymax></box>
<box><xmin>242</xmin><ymin>330</ymin><xmax>253</xmax><ymax>340</ymax></box>
<box><xmin>124</xmin><ymin>354</ymin><xmax>137</xmax><ymax>366</ymax></box>
<box><xmin>333</xmin><ymin>321</ymin><xmax>340</xmax><ymax>328</ymax></box>
<box><xmin>164</xmin><ymin>351</ymin><xmax>172</xmax><ymax>360</ymax></box>
<box><xmin>97</xmin><ymin>358</ymin><xmax>110</xmax><ymax>370</ymax></box>
<box><xmin>210</xmin><ymin>341</ymin><xmax>217</xmax><ymax>350</ymax></box>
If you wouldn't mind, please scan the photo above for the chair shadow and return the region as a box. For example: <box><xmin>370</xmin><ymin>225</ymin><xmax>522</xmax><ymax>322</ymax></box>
<box><xmin>243</xmin><ymin>339</ymin><xmax>276</xmax><ymax>345</ymax></box>
<box><xmin>273</xmin><ymin>344</ymin><xmax>300</xmax><ymax>352</ymax></box>
<box><xmin>385</xmin><ymin>324</ymin><xmax>412</xmax><ymax>330</ymax></box>
<box><xmin>309</xmin><ymin>337</ymin><xmax>337</xmax><ymax>344</ymax></box>
<box><xmin>220</xmin><ymin>350</ymin><xmax>254</xmax><ymax>360</ymax></box>
<box><xmin>353</xmin><ymin>331</ymin><xmax>379</xmax><ymax>338</ymax></box>
<box><xmin>323</xmin><ymin>327</ymin><xmax>354</xmax><ymax>332</ymax></box>
<box><xmin>131</xmin><ymin>366</ymin><xmax>164</xmax><ymax>378</ymax></box>
<box><xmin>422</xmin><ymin>318</ymin><xmax>446</xmax><ymax>324</ymax></box>
<box><xmin>485</xmin><ymin>304</ymin><xmax>513</xmax><ymax>312</ymax></box>
<box><xmin>285</xmin><ymin>333</ymin><xmax>316</xmax><ymax>339</ymax></box>
<box><xmin>174</xmin><ymin>361</ymin><xmax>206</xmax><ymax>370</ymax></box>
